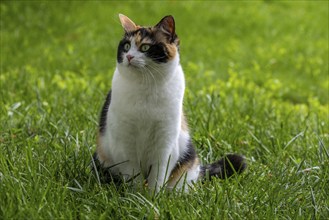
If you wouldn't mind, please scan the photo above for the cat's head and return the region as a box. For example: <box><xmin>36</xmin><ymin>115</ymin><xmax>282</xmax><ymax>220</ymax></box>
<box><xmin>116</xmin><ymin>14</ymin><xmax>180</xmax><ymax>77</ymax></box>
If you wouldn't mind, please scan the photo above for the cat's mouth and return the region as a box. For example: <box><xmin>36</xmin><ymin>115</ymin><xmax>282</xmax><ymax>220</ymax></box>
<box><xmin>127</xmin><ymin>63</ymin><xmax>139</xmax><ymax>69</ymax></box>
<box><xmin>126</xmin><ymin>62</ymin><xmax>145</xmax><ymax>70</ymax></box>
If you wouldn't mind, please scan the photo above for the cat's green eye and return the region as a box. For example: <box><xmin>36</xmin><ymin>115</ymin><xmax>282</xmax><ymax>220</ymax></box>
<box><xmin>140</xmin><ymin>44</ymin><xmax>150</xmax><ymax>52</ymax></box>
<box><xmin>123</xmin><ymin>43</ymin><xmax>130</xmax><ymax>51</ymax></box>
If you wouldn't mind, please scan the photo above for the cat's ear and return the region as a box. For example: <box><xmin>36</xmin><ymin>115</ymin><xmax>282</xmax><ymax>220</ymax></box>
<box><xmin>155</xmin><ymin>15</ymin><xmax>175</xmax><ymax>37</ymax></box>
<box><xmin>119</xmin><ymin>14</ymin><xmax>138</xmax><ymax>32</ymax></box>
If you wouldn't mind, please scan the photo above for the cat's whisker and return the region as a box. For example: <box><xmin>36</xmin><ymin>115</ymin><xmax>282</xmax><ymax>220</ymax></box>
<box><xmin>143</xmin><ymin>66</ymin><xmax>154</xmax><ymax>89</ymax></box>
<box><xmin>141</xmin><ymin>66</ymin><xmax>158</xmax><ymax>99</ymax></box>
<box><xmin>145</xmin><ymin>67</ymin><xmax>159</xmax><ymax>102</ymax></box>
<box><xmin>145</xmin><ymin>64</ymin><xmax>166</xmax><ymax>80</ymax></box>
<box><xmin>141</xmin><ymin>67</ymin><xmax>147</xmax><ymax>85</ymax></box>
<box><xmin>140</xmin><ymin>66</ymin><xmax>149</xmax><ymax>86</ymax></box>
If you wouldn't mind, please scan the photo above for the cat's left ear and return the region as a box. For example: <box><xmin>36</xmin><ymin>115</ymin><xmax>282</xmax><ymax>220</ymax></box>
<box><xmin>119</xmin><ymin>14</ymin><xmax>138</xmax><ymax>32</ymax></box>
<box><xmin>155</xmin><ymin>15</ymin><xmax>176</xmax><ymax>37</ymax></box>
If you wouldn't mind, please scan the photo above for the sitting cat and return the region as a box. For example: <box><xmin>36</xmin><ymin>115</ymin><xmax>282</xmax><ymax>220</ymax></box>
<box><xmin>93</xmin><ymin>14</ymin><xmax>246</xmax><ymax>191</ymax></box>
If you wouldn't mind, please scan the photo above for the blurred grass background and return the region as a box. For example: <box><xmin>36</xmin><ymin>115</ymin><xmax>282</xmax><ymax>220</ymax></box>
<box><xmin>1</xmin><ymin>1</ymin><xmax>328</xmax><ymax>219</ymax></box>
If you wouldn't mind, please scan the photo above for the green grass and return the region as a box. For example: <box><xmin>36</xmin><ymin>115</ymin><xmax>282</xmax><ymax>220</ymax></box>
<box><xmin>1</xmin><ymin>1</ymin><xmax>328</xmax><ymax>219</ymax></box>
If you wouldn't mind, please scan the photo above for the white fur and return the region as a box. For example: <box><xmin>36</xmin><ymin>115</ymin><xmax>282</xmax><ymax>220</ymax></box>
<box><xmin>98</xmin><ymin>40</ymin><xmax>200</xmax><ymax>191</ymax></box>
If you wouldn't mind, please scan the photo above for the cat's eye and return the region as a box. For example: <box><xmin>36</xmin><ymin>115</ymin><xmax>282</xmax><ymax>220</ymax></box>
<box><xmin>140</xmin><ymin>44</ymin><xmax>150</xmax><ymax>52</ymax></box>
<box><xmin>123</xmin><ymin>43</ymin><xmax>130</xmax><ymax>51</ymax></box>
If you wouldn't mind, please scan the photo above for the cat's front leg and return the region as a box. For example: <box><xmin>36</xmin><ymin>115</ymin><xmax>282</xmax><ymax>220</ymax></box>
<box><xmin>146</xmin><ymin>146</ymin><xmax>178</xmax><ymax>192</ymax></box>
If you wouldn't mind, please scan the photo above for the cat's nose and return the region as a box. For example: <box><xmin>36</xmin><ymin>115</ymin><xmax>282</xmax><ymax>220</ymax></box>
<box><xmin>126</xmin><ymin>54</ymin><xmax>134</xmax><ymax>62</ymax></box>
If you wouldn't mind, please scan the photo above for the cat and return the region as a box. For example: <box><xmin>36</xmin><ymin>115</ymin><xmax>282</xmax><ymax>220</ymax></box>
<box><xmin>92</xmin><ymin>14</ymin><xmax>246</xmax><ymax>191</ymax></box>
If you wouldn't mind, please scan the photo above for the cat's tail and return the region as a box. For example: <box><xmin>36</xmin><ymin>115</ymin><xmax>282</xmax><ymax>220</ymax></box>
<box><xmin>199</xmin><ymin>154</ymin><xmax>247</xmax><ymax>180</ymax></box>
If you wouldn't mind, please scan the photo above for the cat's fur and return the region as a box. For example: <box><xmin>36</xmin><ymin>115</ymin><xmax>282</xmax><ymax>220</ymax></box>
<box><xmin>93</xmin><ymin>14</ymin><xmax>246</xmax><ymax>191</ymax></box>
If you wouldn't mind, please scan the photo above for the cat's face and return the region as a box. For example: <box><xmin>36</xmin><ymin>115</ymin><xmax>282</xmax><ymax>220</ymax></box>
<box><xmin>116</xmin><ymin>14</ymin><xmax>180</xmax><ymax>76</ymax></box>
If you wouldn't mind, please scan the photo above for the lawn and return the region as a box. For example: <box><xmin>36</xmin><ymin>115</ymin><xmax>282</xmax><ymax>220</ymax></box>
<box><xmin>1</xmin><ymin>1</ymin><xmax>328</xmax><ymax>219</ymax></box>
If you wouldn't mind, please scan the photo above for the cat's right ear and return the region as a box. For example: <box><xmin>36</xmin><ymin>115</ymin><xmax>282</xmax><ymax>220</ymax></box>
<box><xmin>119</xmin><ymin>14</ymin><xmax>137</xmax><ymax>32</ymax></box>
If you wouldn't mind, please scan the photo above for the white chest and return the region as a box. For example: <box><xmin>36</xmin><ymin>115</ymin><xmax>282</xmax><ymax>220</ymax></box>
<box><xmin>103</xmin><ymin>65</ymin><xmax>185</xmax><ymax>169</ymax></box>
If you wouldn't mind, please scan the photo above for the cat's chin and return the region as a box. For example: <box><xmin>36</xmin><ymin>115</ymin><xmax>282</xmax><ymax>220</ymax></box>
<box><xmin>119</xmin><ymin>64</ymin><xmax>141</xmax><ymax>72</ymax></box>
<box><xmin>117</xmin><ymin>65</ymin><xmax>145</xmax><ymax>79</ymax></box>
<box><xmin>126</xmin><ymin>64</ymin><xmax>139</xmax><ymax>70</ymax></box>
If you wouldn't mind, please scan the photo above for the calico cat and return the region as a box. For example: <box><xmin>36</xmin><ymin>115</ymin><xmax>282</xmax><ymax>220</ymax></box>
<box><xmin>93</xmin><ymin>14</ymin><xmax>246</xmax><ymax>191</ymax></box>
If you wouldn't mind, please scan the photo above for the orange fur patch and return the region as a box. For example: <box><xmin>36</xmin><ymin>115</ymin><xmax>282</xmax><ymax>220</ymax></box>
<box><xmin>96</xmin><ymin>133</ymin><xmax>110</xmax><ymax>166</ymax></box>
<box><xmin>167</xmin><ymin>157</ymin><xmax>200</xmax><ymax>187</ymax></box>
<box><xmin>165</xmin><ymin>43</ymin><xmax>177</xmax><ymax>60</ymax></box>
<box><xmin>181</xmin><ymin>112</ymin><xmax>189</xmax><ymax>132</ymax></box>
<box><xmin>153</xmin><ymin>30</ymin><xmax>178</xmax><ymax>60</ymax></box>
<box><xmin>134</xmin><ymin>33</ymin><xmax>142</xmax><ymax>46</ymax></box>
<box><xmin>132</xmin><ymin>28</ymin><xmax>155</xmax><ymax>47</ymax></box>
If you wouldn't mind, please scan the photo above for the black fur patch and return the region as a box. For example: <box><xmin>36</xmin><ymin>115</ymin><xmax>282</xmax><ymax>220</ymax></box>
<box><xmin>136</xmin><ymin>28</ymin><xmax>154</xmax><ymax>40</ymax></box>
<box><xmin>123</xmin><ymin>28</ymin><xmax>156</xmax><ymax>42</ymax></box>
<box><xmin>178</xmin><ymin>139</ymin><xmax>197</xmax><ymax>165</ymax></box>
<box><xmin>201</xmin><ymin>154</ymin><xmax>247</xmax><ymax>180</ymax></box>
<box><xmin>146</xmin><ymin>42</ymin><xmax>169</xmax><ymax>63</ymax></box>
<box><xmin>171</xmin><ymin>139</ymin><xmax>197</xmax><ymax>173</ymax></box>
<box><xmin>99</xmin><ymin>90</ymin><xmax>111</xmax><ymax>134</ymax></box>
<box><xmin>117</xmin><ymin>39</ymin><xmax>130</xmax><ymax>63</ymax></box>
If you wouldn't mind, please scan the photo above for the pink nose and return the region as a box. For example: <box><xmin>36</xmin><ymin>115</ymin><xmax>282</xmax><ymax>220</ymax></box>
<box><xmin>126</xmin><ymin>54</ymin><xmax>134</xmax><ymax>62</ymax></box>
